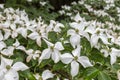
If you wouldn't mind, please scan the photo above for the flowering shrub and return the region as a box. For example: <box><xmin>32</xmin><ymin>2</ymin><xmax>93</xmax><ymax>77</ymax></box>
<box><xmin>0</xmin><ymin>0</ymin><xmax>120</xmax><ymax>80</ymax></box>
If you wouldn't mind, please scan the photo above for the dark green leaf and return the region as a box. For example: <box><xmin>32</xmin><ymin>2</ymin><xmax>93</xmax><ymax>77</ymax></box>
<box><xmin>89</xmin><ymin>48</ymin><xmax>105</xmax><ymax>64</ymax></box>
<box><xmin>48</xmin><ymin>31</ymin><xmax>58</xmax><ymax>43</ymax></box>
<box><xmin>53</xmin><ymin>61</ymin><xmax>65</xmax><ymax>71</ymax></box>
<box><xmin>97</xmin><ymin>71</ymin><xmax>111</xmax><ymax>80</ymax></box>
<box><xmin>84</xmin><ymin>67</ymin><xmax>99</xmax><ymax>80</ymax></box>
<box><xmin>19</xmin><ymin>70</ymin><xmax>36</xmax><ymax>80</ymax></box>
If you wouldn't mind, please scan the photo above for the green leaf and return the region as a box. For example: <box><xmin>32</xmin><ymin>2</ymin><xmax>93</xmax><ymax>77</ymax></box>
<box><xmin>63</xmin><ymin>43</ymin><xmax>73</xmax><ymax>52</ymax></box>
<box><xmin>39</xmin><ymin>59</ymin><xmax>53</xmax><ymax>68</ymax></box>
<box><xmin>97</xmin><ymin>71</ymin><xmax>111</xmax><ymax>80</ymax></box>
<box><xmin>4</xmin><ymin>38</ymin><xmax>15</xmax><ymax>46</ymax></box>
<box><xmin>12</xmin><ymin>50</ymin><xmax>26</xmax><ymax>63</ymax></box>
<box><xmin>53</xmin><ymin>61</ymin><xmax>65</xmax><ymax>71</ymax></box>
<box><xmin>81</xmin><ymin>37</ymin><xmax>92</xmax><ymax>54</ymax></box>
<box><xmin>89</xmin><ymin>48</ymin><xmax>105</xmax><ymax>64</ymax></box>
<box><xmin>48</xmin><ymin>31</ymin><xmax>58</xmax><ymax>43</ymax></box>
<box><xmin>111</xmin><ymin>63</ymin><xmax>120</xmax><ymax>72</ymax></box>
<box><xmin>27</xmin><ymin>39</ymin><xmax>39</xmax><ymax>50</ymax></box>
<box><xmin>20</xmin><ymin>70</ymin><xmax>36</xmax><ymax>80</ymax></box>
<box><xmin>84</xmin><ymin>67</ymin><xmax>99</xmax><ymax>80</ymax></box>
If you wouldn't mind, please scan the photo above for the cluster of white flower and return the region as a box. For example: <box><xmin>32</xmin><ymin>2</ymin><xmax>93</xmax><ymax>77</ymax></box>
<box><xmin>1</xmin><ymin>0</ymin><xmax>120</xmax><ymax>79</ymax></box>
<box><xmin>59</xmin><ymin>0</ymin><xmax>120</xmax><ymax>23</ymax></box>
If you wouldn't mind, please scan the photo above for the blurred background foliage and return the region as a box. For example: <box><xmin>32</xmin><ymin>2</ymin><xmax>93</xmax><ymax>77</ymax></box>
<box><xmin>1</xmin><ymin>0</ymin><xmax>78</xmax><ymax>22</ymax></box>
<box><xmin>1</xmin><ymin>0</ymin><xmax>120</xmax><ymax>25</ymax></box>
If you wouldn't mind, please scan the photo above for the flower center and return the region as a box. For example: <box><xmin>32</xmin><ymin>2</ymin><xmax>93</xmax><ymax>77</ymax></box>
<box><xmin>74</xmin><ymin>56</ymin><xmax>78</xmax><ymax>61</ymax></box>
<box><xmin>6</xmin><ymin>65</ymin><xmax>11</xmax><ymax>70</ymax></box>
<box><xmin>75</xmin><ymin>29</ymin><xmax>79</xmax><ymax>33</ymax></box>
<box><xmin>53</xmin><ymin>23</ymin><xmax>56</xmax><ymax>26</ymax></box>
<box><xmin>96</xmin><ymin>30</ymin><xmax>100</xmax><ymax>35</ymax></box>
<box><xmin>78</xmin><ymin>20</ymin><xmax>81</xmax><ymax>23</ymax></box>
<box><xmin>50</xmin><ymin>46</ymin><xmax>54</xmax><ymax>50</ymax></box>
<box><xmin>109</xmin><ymin>48</ymin><xmax>112</xmax><ymax>53</ymax></box>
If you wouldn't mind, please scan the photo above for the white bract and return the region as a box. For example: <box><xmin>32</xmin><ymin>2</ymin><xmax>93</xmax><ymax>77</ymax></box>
<box><xmin>1</xmin><ymin>46</ymin><xmax>14</xmax><ymax>57</ymax></box>
<box><xmin>61</xmin><ymin>46</ymin><xmax>92</xmax><ymax>77</ymax></box>
<box><xmin>86</xmin><ymin>26</ymin><xmax>110</xmax><ymax>47</ymax></box>
<box><xmin>46</xmin><ymin>20</ymin><xmax>64</xmax><ymax>33</ymax></box>
<box><xmin>42</xmin><ymin>70</ymin><xmax>54</xmax><ymax>80</ymax></box>
<box><xmin>101</xmin><ymin>47</ymin><xmax>120</xmax><ymax>65</ymax></box>
<box><xmin>25</xmin><ymin>49</ymin><xmax>40</xmax><ymax>62</ymax></box>
<box><xmin>0</xmin><ymin>39</ymin><xmax>25</xmax><ymax>57</ymax></box>
<box><xmin>12</xmin><ymin>39</ymin><xmax>26</xmax><ymax>51</ymax></box>
<box><xmin>28</xmin><ymin>23</ymin><xmax>47</xmax><ymax>47</ymax></box>
<box><xmin>0</xmin><ymin>41</ymin><xmax>6</xmax><ymax>51</ymax></box>
<box><xmin>117</xmin><ymin>70</ymin><xmax>120</xmax><ymax>80</ymax></box>
<box><xmin>39</xmin><ymin>39</ymin><xmax>64</xmax><ymax>63</ymax></box>
<box><xmin>110</xmin><ymin>48</ymin><xmax>120</xmax><ymax>65</ymax></box>
<box><xmin>0</xmin><ymin>56</ymin><xmax>28</xmax><ymax>80</ymax></box>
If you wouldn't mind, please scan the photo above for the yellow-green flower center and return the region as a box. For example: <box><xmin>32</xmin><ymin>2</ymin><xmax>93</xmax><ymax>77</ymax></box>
<box><xmin>74</xmin><ymin>56</ymin><xmax>78</xmax><ymax>61</ymax></box>
<box><xmin>6</xmin><ymin>65</ymin><xmax>11</xmax><ymax>70</ymax></box>
<box><xmin>75</xmin><ymin>29</ymin><xmax>79</xmax><ymax>33</ymax></box>
<box><xmin>50</xmin><ymin>46</ymin><xmax>54</xmax><ymax>50</ymax></box>
<box><xmin>96</xmin><ymin>30</ymin><xmax>100</xmax><ymax>35</ymax></box>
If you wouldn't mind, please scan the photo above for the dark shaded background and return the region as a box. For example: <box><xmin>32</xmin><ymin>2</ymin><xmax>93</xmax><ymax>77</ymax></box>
<box><xmin>49</xmin><ymin>0</ymin><xmax>79</xmax><ymax>11</ymax></box>
<box><xmin>0</xmin><ymin>0</ymin><xmax>79</xmax><ymax>11</ymax></box>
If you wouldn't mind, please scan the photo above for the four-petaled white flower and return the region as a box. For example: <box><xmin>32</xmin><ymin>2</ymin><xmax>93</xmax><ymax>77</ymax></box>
<box><xmin>1</xmin><ymin>39</ymin><xmax>25</xmax><ymax>57</ymax></box>
<box><xmin>25</xmin><ymin>49</ymin><xmax>40</xmax><ymax>62</ymax></box>
<box><xmin>39</xmin><ymin>39</ymin><xmax>64</xmax><ymax>63</ymax></box>
<box><xmin>28</xmin><ymin>26</ymin><xmax>47</xmax><ymax>47</ymax></box>
<box><xmin>0</xmin><ymin>56</ymin><xmax>29</xmax><ymax>80</ymax></box>
<box><xmin>46</xmin><ymin>20</ymin><xmax>64</xmax><ymax>33</ymax></box>
<box><xmin>17</xmin><ymin>27</ymin><xmax>28</xmax><ymax>38</ymax></box>
<box><xmin>34</xmin><ymin>70</ymin><xmax>54</xmax><ymax>80</ymax></box>
<box><xmin>61</xmin><ymin>46</ymin><xmax>92</xmax><ymax>77</ymax></box>
<box><xmin>1</xmin><ymin>46</ymin><xmax>14</xmax><ymax>57</ymax></box>
<box><xmin>42</xmin><ymin>70</ymin><xmax>55</xmax><ymax>80</ymax></box>
<box><xmin>86</xmin><ymin>27</ymin><xmax>110</xmax><ymax>47</ymax></box>
<box><xmin>68</xmin><ymin>13</ymin><xmax>89</xmax><ymax>48</ymax></box>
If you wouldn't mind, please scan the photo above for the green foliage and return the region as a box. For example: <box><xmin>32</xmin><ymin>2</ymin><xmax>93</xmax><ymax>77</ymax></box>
<box><xmin>20</xmin><ymin>70</ymin><xmax>36</xmax><ymax>80</ymax></box>
<box><xmin>97</xmin><ymin>71</ymin><xmax>111</xmax><ymax>80</ymax></box>
<box><xmin>84</xmin><ymin>67</ymin><xmax>99</xmax><ymax>80</ymax></box>
<box><xmin>4</xmin><ymin>0</ymin><xmax>58</xmax><ymax>22</ymax></box>
<box><xmin>48</xmin><ymin>31</ymin><xmax>58</xmax><ymax>43</ymax></box>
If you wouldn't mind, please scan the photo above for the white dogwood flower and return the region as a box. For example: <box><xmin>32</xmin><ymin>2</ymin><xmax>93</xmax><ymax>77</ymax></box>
<box><xmin>10</xmin><ymin>23</ymin><xmax>18</xmax><ymax>38</ymax></box>
<box><xmin>86</xmin><ymin>27</ymin><xmax>109</xmax><ymax>47</ymax></box>
<box><xmin>0</xmin><ymin>56</ymin><xmax>28</xmax><ymax>80</ymax></box>
<box><xmin>12</xmin><ymin>39</ymin><xmax>26</xmax><ymax>51</ymax></box>
<box><xmin>1</xmin><ymin>46</ymin><xmax>14</xmax><ymax>57</ymax></box>
<box><xmin>0</xmin><ymin>28</ymin><xmax>11</xmax><ymax>41</ymax></box>
<box><xmin>42</xmin><ymin>70</ymin><xmax>55</xmax><ymax>80</ymax></box>
<box><xmin>110</xmin><ymin>48</ymin><xmax>120</xmax><ymax>65</ymax></box>
<box><xmin>1</xmin><ymin>39</ymin><xmax>25</xmax><ymax>57</ymax></box>
<box><xmin>33</xmin><ymin>70</ymin><xmax>55</xmax><ymax>80</ymax></box>
<box><xmin>61</xmin><ymin>46</ymin><xmax>92</xmax><ymax>77</ymax></box>
<box><xmin>28</xmin><ymin>24</ymin><xmax>47</xmax><ymax>47</ymax></box>
<box><xmin>46</xmin><ymin>20</ymin><xmax>64</xmax><ymax>33</ymax></box>
<box><xmin>17</xmin><ymin>27</ymin><xmax>28</xmax><ymax>38</ymax></box>
<box><xmin>68</xmin><ymin>13</ymin><xmax>90</xmax><ymax>48</ymax></box>
<box><xmin>0</xmin><ymin>41</ymin><xmax>6</xmax><ymax>51</ymax></box>
<box><xmin>25</xmin><ymin>49</ymin><xmax>40</xmax><ymax>62</ymax></box>
<box><xmin>39</xmin><ymin>39</ymin><xmax>64</xmax><ymax>63</ymax></box>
